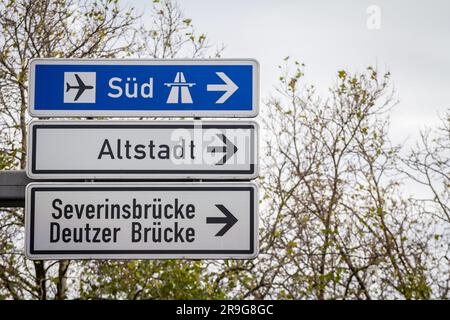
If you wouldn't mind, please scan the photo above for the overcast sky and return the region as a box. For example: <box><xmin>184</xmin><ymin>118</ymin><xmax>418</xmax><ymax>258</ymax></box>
<box><xmin>131</xmin><ymin>0</ymin><xmax>449</xmax><ymax>147</ymax></box>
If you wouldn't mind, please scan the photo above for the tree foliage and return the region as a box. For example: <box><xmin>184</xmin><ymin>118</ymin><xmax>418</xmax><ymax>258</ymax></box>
<box><xmin>79</xmin><ymin>260</ymin><xmax>226</xmax><ymax>299</ymax></box>
<box><xmin>210</xmin><ymin>60</ymin><xmax>449</xmax><ymax>300</ymax></box>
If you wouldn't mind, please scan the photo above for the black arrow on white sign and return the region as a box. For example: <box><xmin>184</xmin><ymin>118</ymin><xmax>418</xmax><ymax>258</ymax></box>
<box><xmin>206</xmin><ymin>204</ymin><xmax>238</xmax><ymax>236</ymax></box>
<box><xmin>207</xmin><ymin>134</ymin><xmax>238</xmax><ymax>165</ymax></box>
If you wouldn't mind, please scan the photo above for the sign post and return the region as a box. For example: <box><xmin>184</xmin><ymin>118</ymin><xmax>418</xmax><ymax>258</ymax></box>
<box><xmin>24</xmin><ymin>58</ymin><xmax>260</xmax><ymax>261</ymax></box>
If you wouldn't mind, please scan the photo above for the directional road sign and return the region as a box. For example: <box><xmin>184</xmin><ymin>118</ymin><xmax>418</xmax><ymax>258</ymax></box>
<box><xmin>27</xmin><ymin>120</ymin><xmax>258</xmax><ymax>180</ymax></box>
<box><xmin>25</xmin><ymin>182</ymin><xmax>258</xmax><ymax>259</ymax></box>
<box><xmin>28</xmin><ymin>59</ymin><xmax>259</xmax><ymax>117</ymax></box>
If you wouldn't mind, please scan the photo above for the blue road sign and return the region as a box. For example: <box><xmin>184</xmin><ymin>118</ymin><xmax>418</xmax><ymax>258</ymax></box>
<box><xmin>28</xmin><ymin>59</ymin><xmax>259</xmax><ymax>117</ymax></box>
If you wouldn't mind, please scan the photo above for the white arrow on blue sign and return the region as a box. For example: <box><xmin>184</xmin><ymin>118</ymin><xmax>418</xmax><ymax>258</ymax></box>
<box><xmin>28</xmin><ymin>59</ymin><xmax>259</xmax><ymax>118</ymax></box>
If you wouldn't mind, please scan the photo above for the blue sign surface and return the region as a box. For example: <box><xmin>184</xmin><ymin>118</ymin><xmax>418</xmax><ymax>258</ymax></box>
<box><xmin>29</xmin><ymin>59</ymin><xmax>259</xmax><ymax>117</ymax></box>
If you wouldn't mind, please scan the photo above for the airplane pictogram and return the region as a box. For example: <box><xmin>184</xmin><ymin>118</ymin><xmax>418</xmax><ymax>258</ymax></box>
<box><xmin>66</xmin><ymin>74</ymin><xmax>94</xmax><ymax>101</ymax></box>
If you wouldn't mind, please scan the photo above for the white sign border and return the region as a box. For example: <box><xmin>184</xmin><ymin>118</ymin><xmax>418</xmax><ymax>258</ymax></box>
<box><xmin>26</xmin><ymin>120</ymin><xmax>259</xmax><ymax>180</ymax></box>
<box><xmin>25</xmin><ymin>182</ymin><xmax>259</xmax><ymax>260</ymax></box>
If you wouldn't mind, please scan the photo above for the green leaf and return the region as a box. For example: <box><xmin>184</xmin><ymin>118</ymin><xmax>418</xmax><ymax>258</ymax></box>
<box><xmin>338</xmin><ymin>70</ymin><xmax>347</xmax><ymax>79</ymax></box>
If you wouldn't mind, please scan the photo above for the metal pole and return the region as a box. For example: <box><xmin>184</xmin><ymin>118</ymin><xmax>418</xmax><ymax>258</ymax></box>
<box><xmin>0</xmin><ymin>170</ymin><xmax>31</xmax><ymax>207</ymax></box>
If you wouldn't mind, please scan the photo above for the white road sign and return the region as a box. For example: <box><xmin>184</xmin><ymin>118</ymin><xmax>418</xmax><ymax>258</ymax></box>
<box><xmin>27</xmin><ymin>120</ymin><xmax>258</xmax><ymax>180</ymax></box>
<box><xmin>25</xmin><ymin>182</ymin><xmax>258</xmax><ymax>260</ymax></box>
